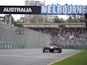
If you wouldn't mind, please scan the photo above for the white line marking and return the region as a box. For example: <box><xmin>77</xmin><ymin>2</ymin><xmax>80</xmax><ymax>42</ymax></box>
<box><xmin>0</xmin><ymin>54</ymin><xmax>59</xmax><ymax>59</ymax></box>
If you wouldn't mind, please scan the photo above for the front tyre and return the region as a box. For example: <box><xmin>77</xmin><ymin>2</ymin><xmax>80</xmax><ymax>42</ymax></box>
<box><xmin>58</xmin><ymin>48</ymin><xmax>62</xmax><ymax>53</ymax></box>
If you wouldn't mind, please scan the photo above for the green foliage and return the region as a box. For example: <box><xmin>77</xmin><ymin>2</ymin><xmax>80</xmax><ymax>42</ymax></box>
<box><xmin>66</xmin><ymin>16</ymin><xmax>73</xmax><ymax>23</ymax></box>
<box><xmin>13</xmin><ymin>22</ymin><xmax>23</xmax><ymax>27</ymax></box>
<box><xmin>53</xmin><ymin>16</ymin><xmax>65</xmax><ymax>23</ymax></box>
<box><xmin>84</xmin><ymin>13</ymin><xmax>87</xmax><ymax>19</ymax></box>
<box><xmin>30</xmin><ymin>15</ymin><xmax>44</xmax><ymax>23</ymax></box>
<box><xmin>66</xmin><ymin>15</ymin><xmax>81</xmax><ymax>23</ymax></box>
<box><xmin>4</xmin><ymin>14</ymin><xmax>15</xmax><ymax>24</ymax></box>
<box><xmin>52</xmin><ymin>50</ymin><xmax>87</xmax><ymax>65</ymax></box>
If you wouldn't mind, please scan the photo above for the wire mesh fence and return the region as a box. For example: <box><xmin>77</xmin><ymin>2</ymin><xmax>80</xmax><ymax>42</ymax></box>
<box><xmin>0</xmin><ymin>24</ymin><xmax>51</xmax><ymax>49</ymax></box>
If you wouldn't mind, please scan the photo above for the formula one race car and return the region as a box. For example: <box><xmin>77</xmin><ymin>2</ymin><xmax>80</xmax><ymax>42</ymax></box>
<box><xmin>43</xmin><ymin>43</ymin><xmax>62</xmax><ymax>53</ymax></box>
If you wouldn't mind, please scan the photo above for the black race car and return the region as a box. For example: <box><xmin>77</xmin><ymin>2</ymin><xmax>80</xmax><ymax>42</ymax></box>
<box><xmin>43</xmin><ymin>43</ymin><xmax>62</xmax><ymax>53</ymax></box>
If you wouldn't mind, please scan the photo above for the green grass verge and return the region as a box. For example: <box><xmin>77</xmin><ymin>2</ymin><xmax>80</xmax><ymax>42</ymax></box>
<box><xmin>52</xmin><ymin>50</ymin><xmax>87</xmax><ymax>65</ymax></box>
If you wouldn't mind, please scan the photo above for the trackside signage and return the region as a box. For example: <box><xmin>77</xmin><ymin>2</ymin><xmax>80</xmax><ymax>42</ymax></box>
<box><xmin>0</xmin><ymin>6</ymin><xmax>41</xmax><ymax>14</ymax></box>
<box><xmin>0</xmin><ymin>4</ymin><xmax>87</xmax><ymax>15</ymax></box>
<box><xmin>41</xmin><ymin>4</ymin><xmax>87</xmax><ymax>15</ymax></box>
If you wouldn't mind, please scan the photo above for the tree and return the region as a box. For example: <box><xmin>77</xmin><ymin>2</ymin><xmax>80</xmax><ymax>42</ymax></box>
<box><xmin>84</xmin><ymin>13</ymin><xmax>87</xmax><ymax>27</ymax></box>
<box><xmin>53</xmin><ymin>16</ymin><xmax>65</xmax><ymax>23</ymax></box>
<box><xmin>66</xmin><ymin>15</ymin><xmax>81</xmax><ymax>23</ymax></box>
<box><xmin>4</xmin><ymin>14</ymin><xmax>15</xmax><ymax>24</ymax></box>
<box><xmin>13</xmin><ymin>22</ymin><xmax>23</xmax><ymax>27</ymax></box>
<box><xmin>30</xmin><ymin>15</ymin><xmax>45</xmax><ymax>23</ymax></box>
<box><xmin>84</xmin><ymin>13</ymin><xmax>87</xmax><ymax>19</ymax></box>
<box><xmin>66</xmin><ymin>15</ymin><xmax>73</xmax><ymax>23</ymax></box>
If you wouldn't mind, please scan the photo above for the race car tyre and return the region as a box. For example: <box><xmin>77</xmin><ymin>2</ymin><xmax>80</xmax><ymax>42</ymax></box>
<box><xmin>57</xmin><ymin>48</ymin><xmax>62</xmax><ymax>53</ymax></box>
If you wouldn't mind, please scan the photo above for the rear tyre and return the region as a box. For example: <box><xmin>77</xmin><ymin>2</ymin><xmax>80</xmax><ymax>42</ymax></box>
<box><xmin>58</xmin><ymin>48</ymin><xmax>62</xmax><ymax>53</ymax></box>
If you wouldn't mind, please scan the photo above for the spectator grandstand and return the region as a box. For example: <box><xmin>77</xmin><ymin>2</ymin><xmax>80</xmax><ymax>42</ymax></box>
<box><xmin>28</xmin><ymin>23</ymin><xmax>87</xmax><ymax>49</ymax></box>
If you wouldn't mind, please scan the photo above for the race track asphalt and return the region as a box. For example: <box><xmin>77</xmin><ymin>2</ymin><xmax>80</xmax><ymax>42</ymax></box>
<box><xmin>0</xmin><ymin>49</ymin><xmax>79</xmax><ymax>65</ymax></box>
